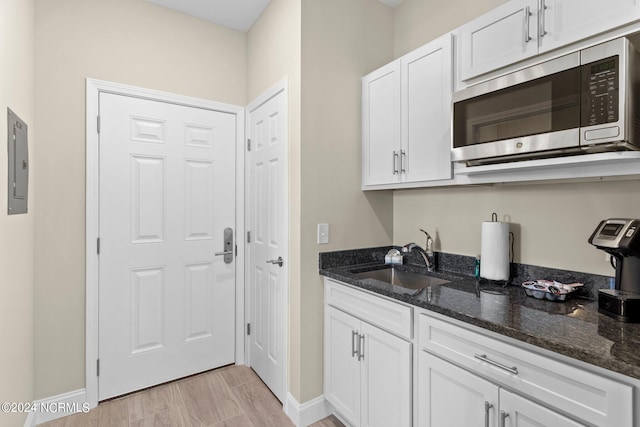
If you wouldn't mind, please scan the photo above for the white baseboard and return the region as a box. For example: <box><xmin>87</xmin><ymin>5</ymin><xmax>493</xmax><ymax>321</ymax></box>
<box><xmin>285</xmin><ymin>393</ymin><xmax>332</xmax><ymax>427</ymax></box>
<box><xmin>23</xmin><ymin>389</ymin><xmax>91</xmax><ymax>427</ymax></box>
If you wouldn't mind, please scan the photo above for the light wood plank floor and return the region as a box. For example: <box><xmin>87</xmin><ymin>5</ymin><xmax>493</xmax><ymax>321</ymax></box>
<box><xmin>38</xmin><ymin>365</ymin><xmax>344</xmax><ymax>427</ymax></box>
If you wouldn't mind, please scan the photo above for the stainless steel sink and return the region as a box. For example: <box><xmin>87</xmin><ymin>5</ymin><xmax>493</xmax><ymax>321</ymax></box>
<box><xmin>354</xmin><ymin>267</ymin><xmax>451</xmax><ymax>290</ymax></box>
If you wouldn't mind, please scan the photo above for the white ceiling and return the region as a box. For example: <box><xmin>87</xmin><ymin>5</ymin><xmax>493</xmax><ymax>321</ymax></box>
<box><xmin>147</xmin><ymin>0</ymin><xmax>404</xmax><ymax>32</ymax></box>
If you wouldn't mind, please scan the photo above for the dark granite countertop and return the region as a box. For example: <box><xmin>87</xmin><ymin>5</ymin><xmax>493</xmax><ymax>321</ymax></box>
<box><xmin>319</xmin><ymin>247</ymin><xmax>640</xmax><ymax>381</ymax></box>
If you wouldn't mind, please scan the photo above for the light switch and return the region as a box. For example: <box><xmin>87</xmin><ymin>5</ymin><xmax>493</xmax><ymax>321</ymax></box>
<box><xmin>317</xmin><ymin>223</ymin><xmax>329</xmax><ymax>244</ymax></box>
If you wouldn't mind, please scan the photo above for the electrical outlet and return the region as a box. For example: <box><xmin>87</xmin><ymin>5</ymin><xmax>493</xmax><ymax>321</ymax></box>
<box><xmin>317</xmin><ymin>223</ymin><xmax>329</xmax><ymax>244</ymax></box>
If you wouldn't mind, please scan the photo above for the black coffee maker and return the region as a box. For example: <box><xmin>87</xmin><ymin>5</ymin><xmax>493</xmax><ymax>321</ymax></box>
<box><xmin>589</xmin><ymin>218</ymin><xmax>640</xmax><ymax>322</ymax></box>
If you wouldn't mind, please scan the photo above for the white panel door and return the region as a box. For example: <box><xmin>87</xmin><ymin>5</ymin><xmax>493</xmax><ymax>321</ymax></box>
<box><xmin>362</xmin><ymin>60</ymin><xmax>401</xmax><ymax>187</ymax></box>
<box><xmin>361</xmin><ymin>322</ymin><xmax>412</xmax><ymax>427</ymax></box>
<box><xmin>99</xmin><ymin>93</ymin><xmax>236</xmax><ymax>400</ymax></box>
<box><xmin>247</xmin><ymin>87</ymin><xmax>287</xmax><ymax>402</ymax></box>
<box><xmin>499</xmin><ymin>389</ymin><xmax>585</xmax><ymax>427</ymax></box>
<box><xmin>417</xmin><ymin>351</ymin><xmax>499</xmax><ymax>427</ymax></box>
<box><xmin>402</xmin><ymin>34</ymin><xmax>453</xmax><ymax>183</ymax></box>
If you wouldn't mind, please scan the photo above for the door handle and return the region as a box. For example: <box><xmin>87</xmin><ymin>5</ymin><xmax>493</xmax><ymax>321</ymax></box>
<box><xmin>484</xmin><ymin>402</ymin><xmax>493</xmax><ymax>427</ymax></box>
<box><xmin>400</xmin><ymin>150</ymin><xmax>406</xmax><ymax>174</ymax></box>
<box><xmin>539</xmin><ymin>0</ymin><xmax>547</xmax><ymax>37</ymax></box>
<box><xmin>266</xmin><ymin>256</ymin><xmax>284</xmax><ymax>267</ymax></box>
<box><xmin>352</xmin><ymin>330</ymin><xmax>359</xmax><ymax>358</ymax></box>
<box><xmin>358</xmin><ymin>334</ymin><xmax>365</xmax><ymax>361</ymax></box>
<box><xmin>523</xmin><ymin>6</ymin><xmax>532</xmax><ymax>43</ymax></box>
<box><xmin>500</xmin><ymin>411</ymin><xmax>509</xmax><ymax>427</ymax></box>
<box><xmin>393</xmin><ymin>151</ymin><xmax>399</xmax><ymax>174</ymax></box>
<box><xmin>215</xmin><ymin>227</ymin><xmax>233</xmax><ymax>264</ymax></box>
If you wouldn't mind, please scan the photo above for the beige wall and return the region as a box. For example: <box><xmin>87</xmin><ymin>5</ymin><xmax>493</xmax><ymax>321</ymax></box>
<box><xmin>394</xmin><ymin>180</ymin><xmax>640</xmax><ymax>276</ymax></box>
<box><xmin>0</xmin><ymin>0</ymin><xmax>35</xmax><ymax>425</ymax></box>
<box><xmin>299</xmin><ymin>0</ymin><xmax>394</xmax><ymax>402</ymax></box>
<box><xmin>392</xmin><ymin>0</ymin><xmax>635</xmax><ymax>278</ymax></box>
<box><xmin>33</xmin><ymin>0</ymin><xmax>246</xmax><ymax>399</ymax></box>
<box><xmin>393</xmin><ymin>0</ymin><xmax>508</xmax><ymax>57</ymax></box>
<box><xmin>247</xmin><ymin>0</ymin><xmax>303</xmax><ymax>400</ymax></box>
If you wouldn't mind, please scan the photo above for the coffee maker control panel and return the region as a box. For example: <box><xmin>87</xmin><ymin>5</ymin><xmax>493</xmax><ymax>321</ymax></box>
<box><xmin>589</xmin><ymin>218</ymin><xmax>640</xmax><ymax>255</ymax></box>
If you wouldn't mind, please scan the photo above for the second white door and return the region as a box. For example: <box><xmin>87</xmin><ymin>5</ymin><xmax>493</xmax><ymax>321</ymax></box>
<box><xmin>98</xmin><ymin>93</ymin><xmax>237</xmax><ymax>400</ymax></box>
<box><xmin>247</xmin><ymin>85</ymin><xmax>288</xmax><ymax>402</ymax></box>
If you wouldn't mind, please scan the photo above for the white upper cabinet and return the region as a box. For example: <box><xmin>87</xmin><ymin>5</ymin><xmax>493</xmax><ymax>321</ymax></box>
<box><xmin>401</xmin><ymin>34</ymin><xmax>453</xmax><ymax>183</ymax></box>
<box><xmin>362</xmin><ymin>60</ymin><xmax>401</xmax><ymax>187</ymax></box>
<box><xmin>459</xmin><ymin>0</ymin><xmax>539</xmax><ymax>81</ymax></box>
<box><xmin>539</xmin><ymin>0</ymin><xmax>640</xmax><ymax>53</ymax></box>
<box><xmin>362</xmin><ymin>33</ymin><xmax>453</xmax><ymax>189</ymax></box>
<box><xmin>460</xmin><ymin>0</ymin><xmax>640</xmax><ymax>81</ymax></box>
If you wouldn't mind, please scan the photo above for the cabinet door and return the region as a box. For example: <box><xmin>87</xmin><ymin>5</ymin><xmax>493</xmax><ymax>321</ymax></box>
<box><xmin>459</xmin><ymin>0</ymin><xmax>539</xmax><ymax>80</ymax></box>
<box><xmin>401</xmin><ymin>34</ymin><xmax>453</xmax><ymax>183</ymax></box>
<box><xmin>499</xmin><ymin>389</ymin><xmax>585</xmax><ymax>427</ymax></box>
<box><xmin>362</xmin><ymin>60</ymin><xmax>401</xmax><ymax>187</ymax></box>
<box><xmin>324</xmin><ymin>306</ymin><xmax>361</xmax><ymax>426</ymax></box>
<box><xmin>417</xmin><ymin>351</ymin><xmax>499</xmax><ymax>427</ymax></box>
<box><xmin>539</xmin><ymin>0</ymin><xmax>640</xmax><ymax>53</ymax></box>
<box><xmin>361</xmin><ymin>322</ymin><xmax>412</xmax><ymax>427</ymax></box>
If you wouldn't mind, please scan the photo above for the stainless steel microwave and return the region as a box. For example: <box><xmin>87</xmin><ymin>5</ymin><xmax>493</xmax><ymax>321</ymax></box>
<box><xmin>452</xmin><ymin>37</ymin><xmax>640</xmax><ymax>166</ymax></box>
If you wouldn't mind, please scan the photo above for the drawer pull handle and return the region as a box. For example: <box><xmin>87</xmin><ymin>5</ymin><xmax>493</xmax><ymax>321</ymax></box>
<box><xmin>474</xmin><ymin>354</ymin><xmax>519</xmax><ymax>375</ymax></box>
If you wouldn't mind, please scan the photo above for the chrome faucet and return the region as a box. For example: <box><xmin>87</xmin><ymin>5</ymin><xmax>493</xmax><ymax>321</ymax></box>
<box><xmin>402</xmin><ymin>229</ymin><xmax>435</xmax><ymax>271</ymax></box>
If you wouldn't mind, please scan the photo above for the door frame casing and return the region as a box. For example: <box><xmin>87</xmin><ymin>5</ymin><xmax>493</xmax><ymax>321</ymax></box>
<box><xmin>85</xmin><ymin>78</ymin><xmax>246</xmax><ymax>408</ymax></box>
<box><xmin>244</xmin><ymin>78</ymin><xmax>290</xmax><ymax>406</ymax></box>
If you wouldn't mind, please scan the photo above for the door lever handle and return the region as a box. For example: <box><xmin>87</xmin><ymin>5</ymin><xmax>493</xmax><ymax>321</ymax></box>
<box><xmin>266</xmin><ymin>256</ymin><xmax>284</xmax><ymax>267</ymax></box>
<box><xmin>216</xmin><ymin>227</ymin><xmax>234</xmax><ymax>264</ymax></box>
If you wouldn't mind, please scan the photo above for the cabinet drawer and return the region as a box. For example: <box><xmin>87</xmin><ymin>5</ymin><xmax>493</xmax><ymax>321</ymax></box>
<box><xmin>418</xmin><ymin>313</ymin><xmax>632</xmax><ymax>427</ymax></box>
<box><xmin>325</xmin><ymin>279</ymin><xmax>412</xmax><ymax>340</ymax></box>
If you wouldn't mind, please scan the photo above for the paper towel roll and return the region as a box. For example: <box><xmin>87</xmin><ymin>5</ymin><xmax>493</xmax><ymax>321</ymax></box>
<box><xmin>480</xmin><ymin>221</ymin><xmax>510</xmax><ymax>281</ymax></box>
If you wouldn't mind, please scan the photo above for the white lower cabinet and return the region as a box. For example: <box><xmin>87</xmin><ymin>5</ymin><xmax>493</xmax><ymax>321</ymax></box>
<box><xmin>324</xmin><ymin>279</ymin><xmax>413</xmax><ymax>427</ymax></box>
<box><xmin>499</xmin><ymin>389</ymin><xmax>584</xmax><ymax>427</ymax></box>
<box><xmin>417</xmin><ymin>351</ymin><xmax>583</xmax><ymax>427</ymax></box>
<box><xmin>417</xmin><ymin>312</ymin><xmax>633</xmax><ymax>427</ymax></box>
<box><xmin>325</xmin><ymin>305</ymin><xmax>412</xmax><ymax>427</ymax></box>
<box><xmin>417</xmin><ymin>351</ymin><xmax>498</xmax><ymax>427</ymax></box>
<box><xmin>323</xmin><ymin>280</ymin><xmax>636</xmax><ymax>427</ymax></box>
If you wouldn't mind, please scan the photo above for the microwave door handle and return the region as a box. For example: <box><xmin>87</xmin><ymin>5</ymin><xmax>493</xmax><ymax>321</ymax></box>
<box><xmin>523</xmin><ymin>6</ymin><xmax>531</xmax><ymax>43</ymax></box>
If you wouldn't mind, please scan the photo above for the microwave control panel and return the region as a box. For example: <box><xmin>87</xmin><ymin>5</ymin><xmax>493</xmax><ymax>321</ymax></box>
<box><xmin>583</xmin><ymin>55</ymin><xmax>619</xmax><ymax>127</ymax></box>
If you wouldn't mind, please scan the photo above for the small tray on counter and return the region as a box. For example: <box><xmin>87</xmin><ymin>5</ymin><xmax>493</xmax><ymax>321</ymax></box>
<box><xmin>521</xmin><ymin>280</ymin><xmax>583</xmax><ymax>302</ymax></box>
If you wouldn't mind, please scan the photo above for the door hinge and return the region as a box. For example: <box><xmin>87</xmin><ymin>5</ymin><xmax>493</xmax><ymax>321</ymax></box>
<box><xmin>247</xmin><ymin>139</ymin><xmax>251</xmax><ymax>151</ymax></box>
<box><xmin>97</xmin><ymin>237</ymin><xmax>100</xmax><ymax>255</ymax></box>
<box><xmin>96</xmin><ymin>359</ymin><xmax>100</xmax><ymax>377</ymax></box>
<box><xmin>97</xmin><ymin>115</ymin><xmax>100</xmax><ymax>134</ymax></box>
<box><xmin>247</xmin><ymin>323</ymin><xmax>251</xmax><ymax>335</ymax></box>
<box><xmin>247</xmin><ymin>231</ymin><xmax>251</xmax><ymax>243</ymax></box>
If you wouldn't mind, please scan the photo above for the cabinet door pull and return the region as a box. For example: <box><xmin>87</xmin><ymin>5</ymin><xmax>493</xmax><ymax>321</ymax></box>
<box><xmin>351</xmin><ymin>330</ymin><xmax>359</xmax><ymax>358</ymax></box>
<box><xmin>539</xmin><ymin>0</ymin><xmax>547</xmax><ymax>37</ymax></box>
<box><xmin>500</xmin><ymin>410</ymin><xmax>509</xmax><ymax>427</ymax></box>
<box><xmin>523</xmin><ymin>6</ymin><xmax>532</xmax><ymax>43</ymax></box>
<box><xmin>474</xmin><ymin>354</ymin><xmax>519</xmax><ymax>375</ymax></box>
<box><xmin>358</xmin><ymin>334</ymin><xmax>365</xmax><ymax>361</ymax></box>
<box><xmin>484</xmin><ymin>402</ymin><xmax>493</xmax><ymax>427</ymax></box>
<box><xmin>393</xmin><ymin>151</ymin><xmax>399</xmax><ymax>174</ymax></box>
<box><xmin>400</xmin><ymin>150</ymin><xmax>406</xmax><ymax>174</ymax></box>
